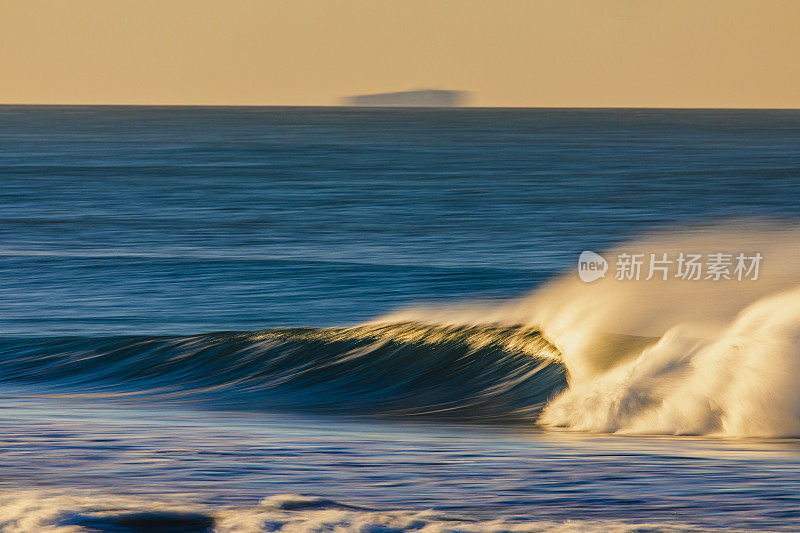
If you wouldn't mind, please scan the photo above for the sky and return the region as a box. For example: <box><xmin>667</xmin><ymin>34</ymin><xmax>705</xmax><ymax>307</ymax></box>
<box><xmin>2</xmin><ymin>0</ymin><xmax>799</xmax><ymax>107</ymax></box>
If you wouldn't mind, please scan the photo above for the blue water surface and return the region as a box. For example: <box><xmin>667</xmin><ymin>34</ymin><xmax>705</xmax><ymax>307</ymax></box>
<box><xmin>2</xmin><ymin>106</ymin><xmax>800</xmax><ymax>335</ymax></box>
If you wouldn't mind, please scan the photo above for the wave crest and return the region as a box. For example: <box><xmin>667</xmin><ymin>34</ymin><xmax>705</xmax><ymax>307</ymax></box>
<box><xmin>0</xmin><ymin>322</ymin><xmax>566</xmax><ymax>422</ymax></box>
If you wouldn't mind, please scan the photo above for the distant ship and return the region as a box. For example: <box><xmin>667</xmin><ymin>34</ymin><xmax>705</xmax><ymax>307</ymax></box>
<box><xmin>342</xmin><ymin>89</ymin><xmax>468</xmax><ymax>107</ymax></box>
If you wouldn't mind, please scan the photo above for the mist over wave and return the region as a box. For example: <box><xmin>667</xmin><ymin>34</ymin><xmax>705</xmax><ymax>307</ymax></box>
<box><xmin>386</xmin><ymin>223</ymin><xmax>800</xmax><ymax>437</ymax></box>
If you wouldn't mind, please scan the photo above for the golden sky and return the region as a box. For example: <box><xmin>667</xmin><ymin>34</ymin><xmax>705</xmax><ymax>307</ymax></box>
<box><xmin>2</xmin><ymin>0</ymin><xmax>799</xmax><ymax>107</ymax></box>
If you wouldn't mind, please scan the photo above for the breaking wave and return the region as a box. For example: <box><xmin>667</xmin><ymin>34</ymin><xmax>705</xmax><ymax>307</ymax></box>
<box><xmin>387</xmin><ymin>223</ymin><xmax>800</xmax><ymax>437</ymax></box>
<box><xmin>6</xmin><ymin>222</ymin><xmax>800</xmax><ymax>437</ymax></box>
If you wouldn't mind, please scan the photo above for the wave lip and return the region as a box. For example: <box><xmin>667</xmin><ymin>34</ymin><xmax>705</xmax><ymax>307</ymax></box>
<box><xmin>0</xmin><ymin>322</ymin><xmax>566</xmax><ymax>422</ymax></box>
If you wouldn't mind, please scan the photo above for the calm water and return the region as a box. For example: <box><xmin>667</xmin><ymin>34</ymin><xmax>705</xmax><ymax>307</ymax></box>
<box><xmin>1</xmin><ymin>106</ymin><xmax>800</xmax><ymax>531</ymax></box>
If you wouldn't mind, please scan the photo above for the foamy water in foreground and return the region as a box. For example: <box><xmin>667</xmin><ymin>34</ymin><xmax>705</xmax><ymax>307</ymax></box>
<box><xmin>1</xmin><ymin>398</ymin><xmax>799</xmax><ymax>532</ymax></box>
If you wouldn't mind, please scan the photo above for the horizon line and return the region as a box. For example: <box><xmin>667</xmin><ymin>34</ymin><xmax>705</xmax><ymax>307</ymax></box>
<box><xmin>2</xmin><ymin>103</ymin><xmax>800</xmax><ymax>111</ymax></box>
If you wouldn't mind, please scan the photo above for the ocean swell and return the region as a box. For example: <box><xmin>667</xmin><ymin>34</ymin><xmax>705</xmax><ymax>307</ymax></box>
<box><xmin>0</xmin><ymin>322</ymin><xmax>566</xmax><ymax>422</ymax></box>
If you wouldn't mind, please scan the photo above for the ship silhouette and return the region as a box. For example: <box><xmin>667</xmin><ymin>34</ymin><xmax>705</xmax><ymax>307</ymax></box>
<box><xmin>342</xmin><ymin>89</ymin><xmax>468</xmax><ymax>107</ymax></box>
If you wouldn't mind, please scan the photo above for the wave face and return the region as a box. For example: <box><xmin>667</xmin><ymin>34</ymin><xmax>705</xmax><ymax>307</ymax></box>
<box><xmin>0</xmin><ymin>322</ymin><xmax>566</xmax><ymax>422</ymax></box>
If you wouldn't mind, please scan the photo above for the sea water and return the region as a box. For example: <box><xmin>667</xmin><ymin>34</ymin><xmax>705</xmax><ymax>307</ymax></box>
<box><xmin>1</xmin><ymin>106</ymin><xmax>800</xmax><ymax>531</ymax></box>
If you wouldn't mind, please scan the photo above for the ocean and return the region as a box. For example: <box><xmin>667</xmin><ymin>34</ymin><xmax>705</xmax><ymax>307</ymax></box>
<box><xmin>1</xmin><ymin>106</ymin><xmax>800</xmax><ymax>532</ymax></box>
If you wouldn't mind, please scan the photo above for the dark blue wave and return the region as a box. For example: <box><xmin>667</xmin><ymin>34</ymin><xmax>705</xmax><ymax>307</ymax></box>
<box><xmin>0</xmin><ymin>322</ymin><xmax>566</xmax><ymax>422</ymax></box>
